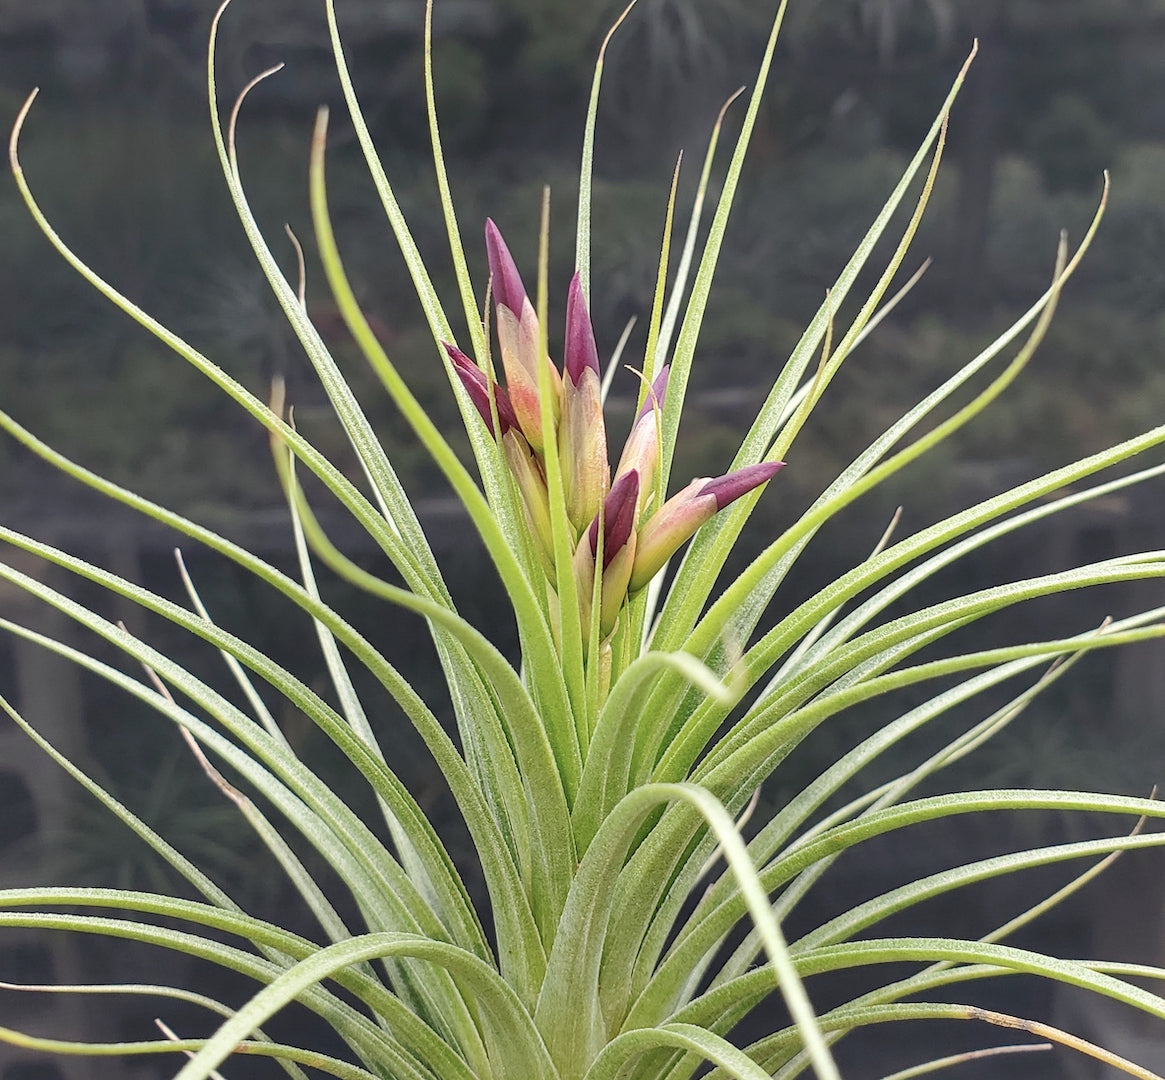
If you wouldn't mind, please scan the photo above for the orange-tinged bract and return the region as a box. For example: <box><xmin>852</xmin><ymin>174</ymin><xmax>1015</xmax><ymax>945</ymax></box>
<box><xmin>453</xmin><ymin>221</ymin><xmax>784</xmax><ymax>644</ymax></box>
<box><xmin>560</xmin><ymin>273</ymin><xmax>609</xmax><ymax>534</ymax></box>
<box><xmin>614</xmin><ymin>365</ymin><xmax>669</xmax><ymax>517</ymax></box>
<box><xmin>485</xmin><ymin>219</ymin><xmax>561</xmax><ymax>452</ymax></box>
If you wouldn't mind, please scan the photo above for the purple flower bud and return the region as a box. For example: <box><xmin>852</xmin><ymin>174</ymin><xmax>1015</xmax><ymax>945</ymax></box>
<box><xmin>444</xmin><ymin>342</ymin><xmax>518</xmax><ymax>436</ymax></box>
<box><xmin>484</xmin><ymin>219</ymin><xmax>529</xmax><ymax>315</ymax></box>
<box><xmin>587</xmin><ymin>468</ymin><xmax>640</xmax><ymax>571</ymax></box>
<box><xmin>560</xmin><ymin>273</ymin><xmax>609</xmax><ymax>532</ymax></box>
<box><xmin>635</xmin><ymin>365</ymin><xmax>670</xmax><ymax>423</ymax></box>
<box><xmin>702</xmin><ymin>461</ymin><xmax>784</xmax><ymax>510</ymax></box>
<box><xmin>495</xmin><ymin>303</ymin><xmax>561</xmax><ymax>453</ymax></box>
<box><xmin>575</xmin><ymin>468</ymin><xmax>641</xmax><ymax>642</ymax></box>
<box><xmin>483</xmin><ymin>219</ymin><xmax>560</xmax><ymax>452</ymax></box>
<box><xmin>629</xmin><ymin>460</ymin><xmax>784</xmax><ymax>593</ymax></box>
<box><xmin>564</xmin><ymin>273</ymin><xmax>600</xmax><ymax>386</ymax></box>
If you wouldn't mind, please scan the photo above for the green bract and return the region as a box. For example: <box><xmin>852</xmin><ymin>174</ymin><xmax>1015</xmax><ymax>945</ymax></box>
<box><xmin>4</xmin><ymin>1</ymin><xmax>1165</xmax><ymax>1078</ymax></box>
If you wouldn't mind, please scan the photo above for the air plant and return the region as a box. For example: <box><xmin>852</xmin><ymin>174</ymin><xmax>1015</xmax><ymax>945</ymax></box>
<box><xmin>4</xmin><ymin>1</ymin><xmax>1165</xmax><ymax>1079</ymax></box>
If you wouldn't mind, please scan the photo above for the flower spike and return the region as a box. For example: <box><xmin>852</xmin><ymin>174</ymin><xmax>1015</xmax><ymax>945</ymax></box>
<box><xmin>560</xmin><ymin>273</ymin><xmax>609</xmax><ymax>533</ymax></box>
<box><xmin>588</xmin><ymin>468</ymin><xmax>639</xmax><ymax>571</ymax></box>
<box><xmin>629</xmin><ymin>460</ymin><xmax>784</xmax><ymax>593</ymax></box>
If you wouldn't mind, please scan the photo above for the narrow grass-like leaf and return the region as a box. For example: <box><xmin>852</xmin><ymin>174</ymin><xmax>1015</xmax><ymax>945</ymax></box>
<box><xmin>610</xmin><ymin>597</ymin><xmax>1165</xmax><ymax>1011</ymax></box>
<box><xmin>148</xmin><ymin>662</ymin><xmax>361</xmax><ymax>959</ymax></box>
<box><xmin>575</xmin><ymin>0</ymin><xmax>637</xmax><ymax>296</ymax></box>
<box><xmin>209</xmin><ymin>7</ymin><xmax>436</xmax><ymax>579</ymax></box>
<box><xmin>423</xmin><ymin>0</ymin><xmax>483</xmax><ymax>358</ymax></box>
<box><xmin>755</xmin><ymin>1001</ymin><xmax>1163</xmax><ymax>1080</ymax></box>
<box><xmin>0</xmin><ymin>556</ymin><xmax>493</xmax><ymax>1064</ymax></box>
<box><xmin>172</xmin><ymin>933</ymin><xmax>556</xmax><ymax>1080</ymax></box>
<box><xmin>534</xmin><ymin>184</ymin><xmax>589</xmax><ymax>759</ymax></box>
<box><xmin>650</xmin><ymin>45</ymin><xmax>975</xmax><ymax>659</ymax></box>
<box><xmin>0</xmin><ymin>406</ymin><xmax>546</xmax><ymax>1001</ymax></box>
<box><xmin>654</xmin><ymin>0</ymin><xmax>790</xmax><ymax>494</ymax></box>
<box><xmin>631</xmin><ymin>649</ymin><xmax>1094</xmax><ymax>1023</ymax></box>
<box><xmin>308</xmin><ymin>109</ymin><xmax>578</xmax><ymax>794</ymax></box>
<box><xmin>796</xmin><ymin>937</ymin><xmax>1165</xmax><ymax>1028</ymax></box>
<box><xmin>8</xmin><ymin>93</ymin><xmax>441</xmax><ymax>608</ymax></box>
<box><xmin>585</xmin><ymin>1022</ymin><xmax>774</xmax><ymax>1080</ymax></box>
<box><xmin>781</xmin><ymin>457</ymin><xmax>1165</xmax><ymax>686</ymax></box>
<box><xmin>794</xmin><ymin>832</ymin><xmax>1165</xmax><ymax>955</ymax></box>
<box><xmin>641</xmin><ymin>153</ymin><xmax>683</xmax><ymax>393</ymax></box>
<box><xmin>537</xmin><ymin>783</ymin><xmax>838</xmax><ymax>1080</ymax></box>
<box><xmin>0</xmin><ymin>888</ymin><xmax>482</xmax><ymax>1080</ymax></box>
<box><xmin>710</xmin><ymin>653</ymin><xmax>1123</xmax><ymax>989</ymax></box>
<box><xmin>875</xmin><ymin>1044</ymin><xmax>1052</xmax><ymax>1080</ymax></box>
<box><xmin>0</xmin><ymin>905</ymin><xmax>441</xmax><ymax>1079</ymax></box>
<box><xmin>634</xmin><ymin>140</ymin><xmax>978</xmax><ymax>782</ymax></box>
<box><xmin>0</xmin><ymin>1028</ymin><xmax>378</xmax><ymax>1080</ymax></box>
<box><xmin>717</xmin><ymin>410</ymin><xmax>1165</xmax><ymax>735</ymax></box>
<box><xmin>324</xmin><ymin>0</ymin><xmax>527</xmax><ymax>561</ymax></box>
<box><xmin>175</xmin><ymin>550</ymin><xmax>282</xmax><ymax>741</ymax></box>
<box><xmin>682</xmin><ymin>222</ymin><xmax>1072</xmax><ymax>693</ymax></box>
<box><xmin>698</xmin><ymin>582</ymin><xmax>1165</xmax><ymax>786</ymax></box>
<box><xmin>275</xmin><ymin>455</ymin><xmax>577</xmax><ymax>947</ymax></box>
<box><xmin>650</xmin><ymin>87</ymin><xmax>746</xmax><ymax>388</ymax></box>
<box><xmin>0</xmin><ymin>539</ymin><xmax>474</xmax><ymax>947</ymax></box>
<box><xmin>573</xmin><ymin>652</ymin><xmax>734</xmax><ymax>853</ymax></box>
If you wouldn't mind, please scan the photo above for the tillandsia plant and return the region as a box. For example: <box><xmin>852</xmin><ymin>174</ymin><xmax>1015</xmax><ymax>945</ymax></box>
<box><xmin>6</xmin><ymin>0</ymin><xmax>1165</xmax><ymax>1078</ymax></box>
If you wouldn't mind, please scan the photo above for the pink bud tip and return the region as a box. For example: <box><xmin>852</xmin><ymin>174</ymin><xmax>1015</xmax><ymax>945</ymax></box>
<box><xmin>635</xmin><ymin>365</ymin><xmax>670</xmax><ymax>422</ymax></box>
<box><xmin>564</xmin><ymin>272</ymin><xmax>600</xmax><ymax>385</ymax></box>
<box><xmin>444</xmin><ymin>342</ymin><xmax>517</xmax><ymax>435</ymax></box>
<box><xmin>701</xmin><ymin>461</ymin><xmax>784</xmax><ymax>510</ymax></box>
<box><xmin>443</xmin><ymin>342</ymin><xmax>472</xmax><ymax>368</ymax></box>
<box><xmin>484</xmin><ymin>219</ymin><xmax>528</xmax><ymax>315</ymax></box>
<box><xmin>588</xmin><ymin>468</ymin><xmax>640</xmax><ymax>570</ymax></box>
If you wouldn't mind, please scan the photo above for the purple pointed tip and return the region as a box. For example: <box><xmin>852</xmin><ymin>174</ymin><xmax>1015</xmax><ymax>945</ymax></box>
<box><xmin>443</xmin><ymin>341</ymin><xmax>517</xmax><ymax>435</ymax></box>
<box><xmin>588</xmin><ymin>468</ymin><xmax>640</xmax><ymax>569</ymax></box>
<box><xmin>564</xmin><ymin>273</ymin><xmax>600</xmax><ymax>385</ymax></box>
<box><xmin>702</xmin><ymin>461</ymin><xmax>784</xmax><ymax>510</ymax></box>
<box><xmin>443</xmin><ymin>341</ymin><xmax>473</xmax><ymax>370</ymax></box>
<box><xmin>635</xmin><ymin>364</ymin><xmax>670</xmax><ymax>422</ymax></box>
<box><xmin>484</xmin><ymin>219</ymin><xmax>528</xmax><ymax>314</ymax></box>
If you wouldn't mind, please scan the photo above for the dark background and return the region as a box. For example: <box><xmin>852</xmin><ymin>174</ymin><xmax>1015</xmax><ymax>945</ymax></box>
<box><xmin>2</xmin><ymin>1</ymin><xmax>1165</xmax><ymax>1077</ymax></box>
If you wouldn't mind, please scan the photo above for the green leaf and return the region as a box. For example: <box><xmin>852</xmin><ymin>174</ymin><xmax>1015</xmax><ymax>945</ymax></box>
<box><xmin>172</xmin><ymin>933</ymin><xmax>556</xmax><ymax>1080</ymax></box>
<box><xmin>537</xmin><ymin>783</ymin><xmax>838</xmax><ymax>1080</ymax></box>
<box><xmin>650</xmin><ymin>45</ymin><xmax>977</xmax><ymax>658</ymax></box>
<box><xmin>0</xmin><ymin>407</ymin><xmax>547</xmax><ymax>1002</ymax></box>
<box><xmin>575</xmin><ymin>1</ymin><xmax>637</xmax><ymax>297</ymax></box>
<box><xmin>308</xmin><ymin>108</ymin><xmax>579</xmax><ymax>801</ymax></box>
<box><xmin>585</xmin><ymin>1022</ymin><xmax>774</xmax><ymax>1080</ymax></box>
<box><xmin>0</xmin><ymin>902</ymin><xmax>442</xmax><ymax>1079</ymax></box>
<box><xmin>0</xmin><ymin>1028</ymin><xmax>378</xmax><ymax>1080</ymax></box>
